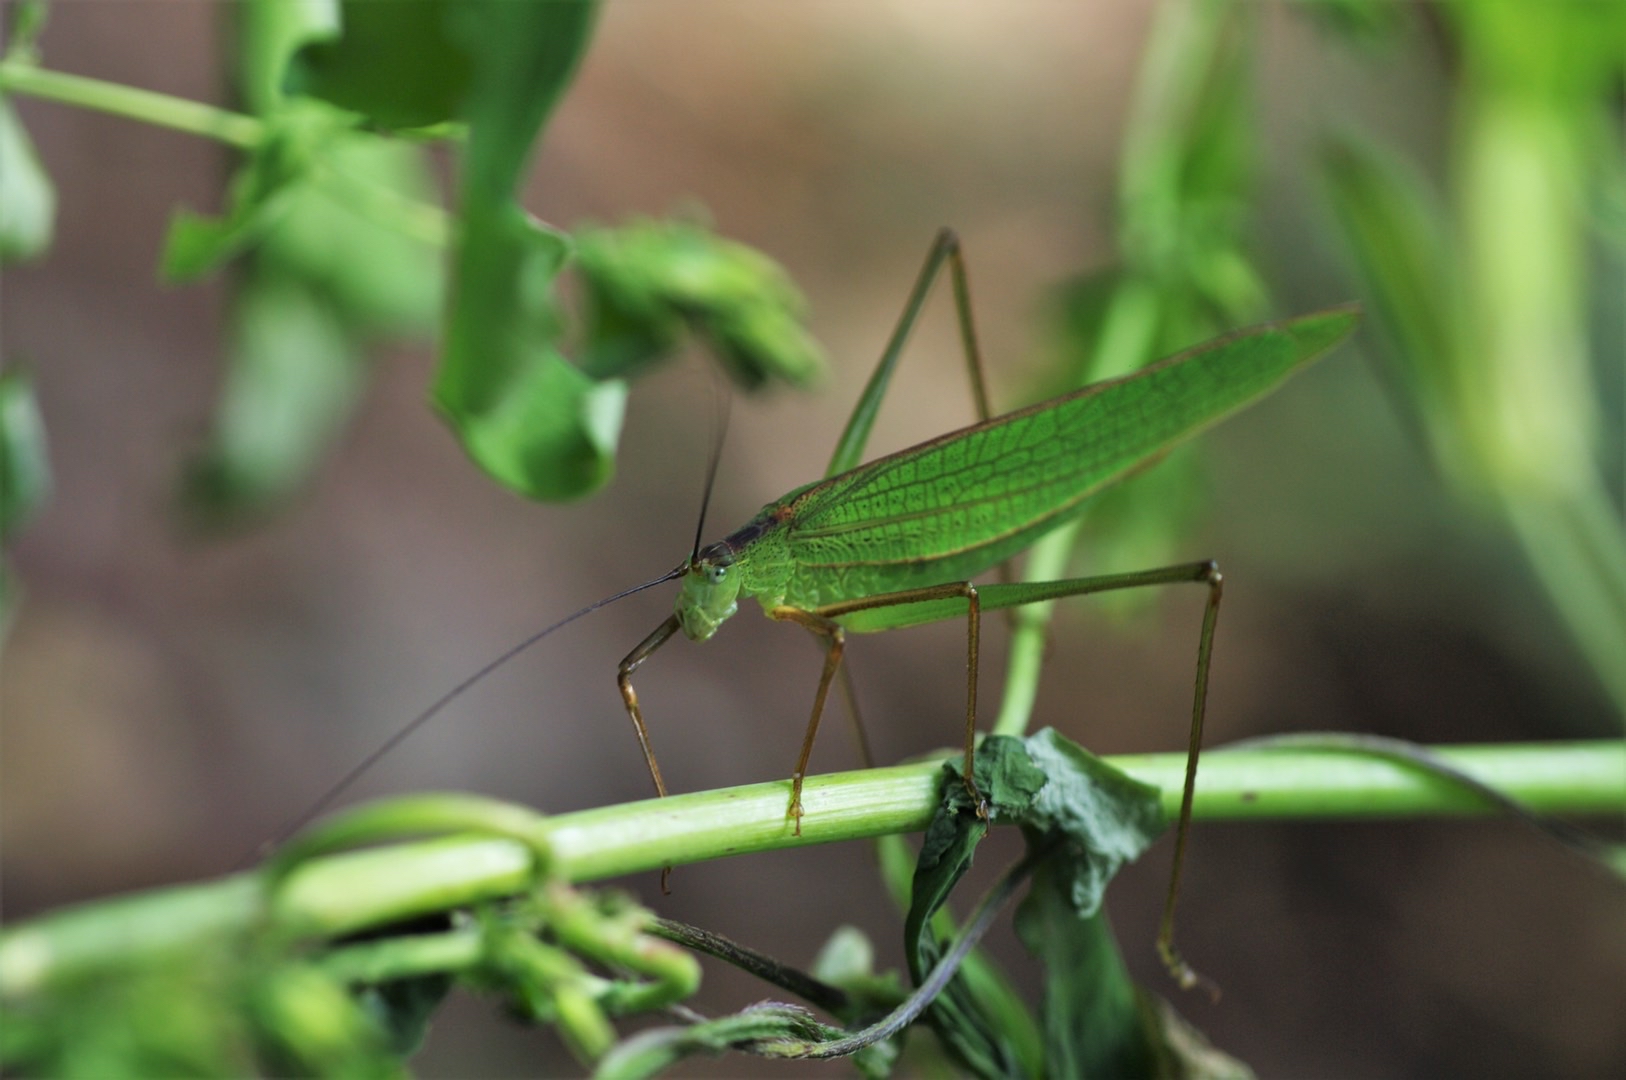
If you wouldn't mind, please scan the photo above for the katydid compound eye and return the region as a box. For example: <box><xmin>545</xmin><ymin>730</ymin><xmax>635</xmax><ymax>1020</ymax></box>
<box><xmin>709</xmin><ymin>564</ymin><xmax>728</xmax><ymax>583</ymax></box>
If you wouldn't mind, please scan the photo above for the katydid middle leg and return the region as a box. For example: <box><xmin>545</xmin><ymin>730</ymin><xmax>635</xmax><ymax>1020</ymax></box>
<box><xmin>775</xmin><ymin>581</ymin><xmax>988</xmax><ymax>832</ymax></box>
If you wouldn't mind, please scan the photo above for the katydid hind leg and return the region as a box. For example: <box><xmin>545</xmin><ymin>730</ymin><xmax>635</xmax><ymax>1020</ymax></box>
<box><xmin>1159</xmin><ymin>560</ymin><xmax>1223</xmax><ymax>998</ymax></box>
<box><xmin>826</xmin><ymin>560</ymin><xmax>1226</xmax><ymax>990</ymax></box>
<box><xmin>980</xmin><ymin>559</ymin><xmax>1224</xmax><ymax>992</ymax></box>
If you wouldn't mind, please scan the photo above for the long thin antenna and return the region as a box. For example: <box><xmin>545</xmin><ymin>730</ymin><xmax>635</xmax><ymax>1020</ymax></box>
<box><xmin>246</xmin><ymin>562</ymin><xmax>688</xmax><ymax>864</ymax></box>
<box><xmin>690</xmin><ymin>384</ymin><xmax>732</xmax><ymax>560</ymax></box>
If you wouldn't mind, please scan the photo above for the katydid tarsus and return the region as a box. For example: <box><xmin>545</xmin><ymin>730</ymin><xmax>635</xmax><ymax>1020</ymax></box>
<box><xmin>272</xmin><ymin>229</ymin><xmax>1358</xmax><ymax>990</ymax></box>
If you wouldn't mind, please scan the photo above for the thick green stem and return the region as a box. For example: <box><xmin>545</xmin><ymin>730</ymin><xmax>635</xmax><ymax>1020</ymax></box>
<box><xmin>1</xmin><ymin>740</ymin><xmax>1619</xmax><ymax>1000</ymax></box>
<box><xmin>0</xmin><ymin>60</ymin><xmax>263</xmax><ymax>148</ymax></box>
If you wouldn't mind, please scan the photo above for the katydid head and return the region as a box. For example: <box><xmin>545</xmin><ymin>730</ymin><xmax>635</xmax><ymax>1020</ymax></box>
<box><xmin>675</xmin><ymin>541</ymin><xmax>741</xmax><ymax>641</ymax></box>
<box><xmin>675</xmin><ymin>387</ymin><xmax>740</xmax><ymax>642</ymax></box>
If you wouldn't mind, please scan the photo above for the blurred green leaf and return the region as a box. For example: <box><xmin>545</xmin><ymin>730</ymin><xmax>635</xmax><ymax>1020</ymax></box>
<box><xmin>181</xmin><ymin>273</ymin><xmax>362</xmax><ymax>523</ymax></box>
<box><xmin>1299</xmin><ymin>0</ymin><xmax>1408</xmax><ymax>52</ymax></box>
<box><xmin>0</xmin><ymin>368</ymin><xmax>47</xmax><ymax>646</ymax></box>
<box><xmin>1119</xmin><ymin>0</ymin><xmax>1259</xmax><ymax>299</ymax></box>
<box><xmin>236</xmin><ymin>0</ymin><xmax>341</xmax><ymax>114</ymax></box>
<box><xmin>446</xmin><ymin>0</ymin><xmax>599</xmax><ymax>204</ymax></box>
<box><xmin>290</xmin><ymin>0</ymin><xmax>473</xmax><ymax>130</ymax></box>
<box><xmin>0</xmin><ymin>368</ymin><xmax>49</xmax><ymax>541</ymax></box>
<box><xmin>2</xmin><ymin>951</ymin><xmax>260</xmax><ymax>1077</ymax></box>
<box><xmin>1319</xmin><ymin>7</ymin><xmax>1626</xmax><ymax>714</ymax></box>
<box><xmin>575</xmin><ymin>220</ymin><xmax>825</xmax><ymax>390</ymax></box>
<box><xmin>263</xmin><ymin>133</ymin><xmax>442</xmax><ymax>335</ymax></box>
<box><xmin>433</xmin><ymin>0</ymin><xmax>611</xmax><ymax>501</ymax></box>
<box><xmin>161</xmin><ymin>102</ymin><xmax>347</xmax><ymax>282</ymax></box>
<box><xmin>0</xmin><ymin>93</ymin><xmax>55</xmax><ymax>262</ymax></box>
<box><xmin>3</xmin><ymin>1</ymin><xmax>48</xmax><ymax>62</ymax></box>
<box><xmin>437</xmin><ymin>204</ymin><xmax>630</xmax><ymax>501</ymax></box>
<box><xmin>1446</xmin><ymin>0</ymin><xmax>1626</xmax><ymax>100</ymax></box>
<box><xmin>1320</xmin><ymin>135</ymin><xmax>1460</xmax><ymax>448</ymax></box>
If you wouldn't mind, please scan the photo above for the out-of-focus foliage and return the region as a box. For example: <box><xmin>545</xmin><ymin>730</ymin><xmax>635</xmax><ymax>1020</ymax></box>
<box><xmin>0</xmin><ymin>369</ymin><xmax>49</xmax><ymax>643</ymax></box>
<box><xmin>0</xmin><ymin>94</ymin><xmax>53</xmax><ymax>262</ymax></box>
<box><xmin>0</xmin><ymin>4</ymin><xmax>53</xmax><ymax>263</ymax></box>
<box><xmin>0</xmin><ymin>794</ymin><xmax>710</xmax><ymax>1077</ymax></box>
<box><xmin>574</xmin><ymin>219</ymin><xmax>824</xmax><ymax>391</ymax></box>
<box><xmin>1023</xmin><ymin>0</ymin><xmax>1268</xmax><ymax>622</ymax></box>
<box><xmin>1</xmin><ymin>0</ymin><xmax>825</xmax><ymax>524</ymax></box>
<box><xmin>1319</xmin><ymin>0</ymin><xmax>1626</xmax><ymax>714</ymax></box>
<box><xmin>0</xmin><ymin>369</ymin><xmax>48</xmax><ymax>543</ymax></box>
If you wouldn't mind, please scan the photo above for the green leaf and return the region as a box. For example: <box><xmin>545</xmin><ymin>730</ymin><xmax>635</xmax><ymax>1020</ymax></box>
<box><xmin>1013</xmin><ymin>896</ymin><xmax>1150</xmax><ymax>1078</ymax></box>
<box><xmin>0</xmin><ymin>94</ymin><xmax>55</xmax><ymax>263</ymax></box>
<box><xmin>903</xmin><ymin>731</ymin><xmax>1174</xmax><ymax>1079</ymax></box>
<box><xmin>904</xmin><ymin>739</ymin><xmax>1046</xmax><ymax>975</ymax></box>
<box><xmin>1016</xmin><ymin>728</ymin><xmax>1167</xmax><ymax>916</ymax></box>
<box><xmin>1009</xmin><ymin>730</ymin><xmax>1251</xmax><ymax>1079</ymax></box>
<box><xmin>161</xmin><ymin>103</ymin><xmax>347</xmax><ymax>282</ymax></box>
<box><xmin>2</xmin><ymin>2</ymin><xmax>48</xmax><ymax>63</ymax></box>
<box><xmin>575</xmin><ymin>220</ymin><xmax>825</xmax><ymax>390</ymax></box>
<box><xmin>289</xmin><ymin>0</ymin><xmax>474</xmax><ymax>130</ymax></box>
<box><xmin>901</xmin><ymin>737</ymin><xmax>1045</xmax><ymax>1079</ymax></box>
<box><xmin>432</xmin><ymin>1</ymin><xmax>611</xmax><ymax>501</ymax></box>
<box><xmin>436</xmin><ymin>204</ymin><xmax>629</xmax><ymax>501</ymax></box>
<box><xmin>262</xmin><ymin>133</ymin><xmax>442</xmax><ymax>335</ymax></box>
<box><xmin>235</xmin><ymin>0</ymin><xmax>342</xmax><ymax>114</ymax></box>
<box><xmin>1320</xmin><ymin>136</ymin><xmax>1458</xmax><ymax>421</ymax></box>
<box><xmin>181</xmin><ymin>272</ymin><xmax>362</xmax><ymax>523</ymax></box>
<box><xmin>447</xmin><ymin>0</ymin><xmax>600</xmax><ymax>203</ymax></box>
<box><xmin>0</xmin><ymin>368</ymin><xmax>49</xmax><ymax>541</ymax></box>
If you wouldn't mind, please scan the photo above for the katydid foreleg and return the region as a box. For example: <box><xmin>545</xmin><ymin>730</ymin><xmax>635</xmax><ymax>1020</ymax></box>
<box><xmin>617</xmin><ymin>614</ymin><xmax>683</xmax><ymax>800</ymax></box>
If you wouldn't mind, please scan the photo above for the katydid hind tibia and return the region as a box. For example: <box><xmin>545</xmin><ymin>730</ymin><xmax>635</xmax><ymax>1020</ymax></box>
<box><xmin>269</xmin><ymin>231</ymin><xmax>1359</xmax><ymax>990</ymax></box>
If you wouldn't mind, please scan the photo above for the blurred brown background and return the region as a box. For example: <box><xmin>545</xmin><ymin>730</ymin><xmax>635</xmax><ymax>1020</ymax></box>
<box><xmin>2</xmin><ymin>2</ymin><xmax>1621</xmax><ymax>1076</ymax></box>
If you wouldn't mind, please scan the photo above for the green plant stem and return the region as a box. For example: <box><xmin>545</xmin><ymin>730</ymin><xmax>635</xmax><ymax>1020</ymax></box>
<box><xmin>1</xmin><ymin>740</ymin><xmax>1619</xmax><ymax>1000</ymax></box>
<box><xmin>0</xmin><ymin>60</ymin><xmax>455</xmax><ymax>250</ymax></box>
<box><xmin>0</xmin><ymin>60</ymin><xmax>263</xmax><ymax>148</ymax></box>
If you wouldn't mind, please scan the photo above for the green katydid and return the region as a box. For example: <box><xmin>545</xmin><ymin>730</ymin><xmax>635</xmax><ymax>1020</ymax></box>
<box><xmin>271</xmin><ymin>229</ymin><xmax>1358</xmax><ymax>987</ymax></box>
<box><xmin>614</xmin><ymin>230</ymin><xmax>1357</xmax><ymax>986</ymax></box>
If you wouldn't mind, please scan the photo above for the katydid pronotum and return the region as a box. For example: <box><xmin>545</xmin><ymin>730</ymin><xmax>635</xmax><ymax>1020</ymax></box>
<box><xmin>276</xmin><ymin>229</ymin><xmax>1359</xmax><ymax>989</ymax></box>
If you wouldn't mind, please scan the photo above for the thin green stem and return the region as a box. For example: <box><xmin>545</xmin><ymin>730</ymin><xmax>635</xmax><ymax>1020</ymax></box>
<box><xmin>311</xmin><ymin>159</ymin><xmax>453</xmax><ymax>248</ymax></box>
<box><xmin>0</xmin><ymin>60</ymin><xmax>263</xmax><ymax>148</ymax></box>
<box><xmin>1</xmin><ymin>740</ymin><xmax>1619</xmax><ymax>1000</ymax></box>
